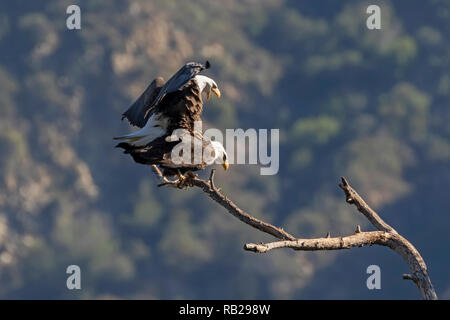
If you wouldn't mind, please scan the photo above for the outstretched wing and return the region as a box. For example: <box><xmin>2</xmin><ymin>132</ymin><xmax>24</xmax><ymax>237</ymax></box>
<box><xmin>121</xmin><ymin>61</ymin><xmax>210</xmax><ymax>128</ymax></box>
<box><xmin>143</xmin><ymin>61</ymin><xmax>210</xmax><ymax>119</ymax></box>
<box><xmin>121</xmin><ymin>77</ymin><xmax>165</xmax><ymax>128</ymax></box>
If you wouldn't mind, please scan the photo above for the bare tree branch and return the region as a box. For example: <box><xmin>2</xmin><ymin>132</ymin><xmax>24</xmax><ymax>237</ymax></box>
<box><xmin>339</xmin><ymin>177</ymin><xmax>397</xmax><ymax>233</ymax></box>
<box><xmin>245</xmin><ymin>230</ymin><xmax>386</xmax><ymax>253</ymax></box>
<box><xmin>152</xmin><ymin>166</ymin><xmax>438</xmax><ymax>300</ymax></box>
<box><xmin>244</xmin><ymin>230</ymin><xmax>437</xmax><ymax>299</ymax></box>
<box><xmin>152</xmin><ymin>166</ymin><xmax>296</xmax><ymax>241</ymax></box>
<box><xmin>337</xmin><ymin>177</ymin><xmax>437</xmax><ymax>300</ymax></box>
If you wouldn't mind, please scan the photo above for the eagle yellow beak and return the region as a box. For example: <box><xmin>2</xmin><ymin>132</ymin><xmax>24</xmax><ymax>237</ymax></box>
<box><xmin>211</xmin><ymin>87</ymin><xmax>221</xmax><ymax>99</ymax></box>
<box><xmin>222</xmin><ymin>160</ymin><xmax>229</xmax><ymax>171</ymax></box>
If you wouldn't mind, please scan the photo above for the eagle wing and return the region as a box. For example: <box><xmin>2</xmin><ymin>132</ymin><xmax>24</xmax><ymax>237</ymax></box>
<box><xmin>121</xmin><ymin>77</ymin><xmax>165</xmax><ymax>128</ymax></box>
<box><xmin>142</xmin><ymin>62</ymin><xmax>208</xmax><ymax>119</ymax></box>
<box><xmin>121</xmin><ymin>61</ymin><xmax>209</xmax><ymax>129</ymax></box>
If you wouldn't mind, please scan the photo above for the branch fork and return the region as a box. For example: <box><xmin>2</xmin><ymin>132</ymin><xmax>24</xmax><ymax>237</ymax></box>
<box><xmin>152</xmin><ymin>166</ymin><xmax>437</xmax><ymax>300</ymax></box>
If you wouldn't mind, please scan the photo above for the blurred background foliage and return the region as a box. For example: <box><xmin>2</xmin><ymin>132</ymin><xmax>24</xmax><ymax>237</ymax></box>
<box><xmin>0</xmin><ymin>0</ymin><xmax>449</xmax><ymax>299</ymax></box>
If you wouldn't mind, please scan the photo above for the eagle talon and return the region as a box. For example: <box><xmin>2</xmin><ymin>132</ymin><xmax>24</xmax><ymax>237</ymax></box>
<box><xmin>186</xmin><ymin>171</ymin><xmax>198</xmax><ymax>179</ymax></box>
<box><xmin>175</xmin><ymin>172</ymin><xmax>187</xmax><ymax>189</ymax></box>
<box><xmin>185</xmin><ymin>171</ymin><xmax>198</xmax><ymax>187</ymax></box>
<box><xmin>176</xmin><ymin>179</ymin><xmax>188</xmax><ymax>189</ymax></box>
<box><xmin>176</xmin><ymin>172</ymin><xmax>186</xmax><ymax>180</ymax></box>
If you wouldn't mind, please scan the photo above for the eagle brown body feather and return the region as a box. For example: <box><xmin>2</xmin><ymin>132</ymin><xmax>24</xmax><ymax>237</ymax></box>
<box><xmin>158</xmin><ymin>79</ymin><xmax>203</xmax><ymax>135</ymax></box>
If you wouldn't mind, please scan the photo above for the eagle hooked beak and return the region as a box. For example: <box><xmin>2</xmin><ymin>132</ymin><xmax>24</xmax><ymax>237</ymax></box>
<box><xmin>211</xmin><ymin>87</ymin><xmax>221</xmax><ymax>99</ymax></box>
<box><xmin>222</xmin><ymin>160</ymin><xmax>229</xmax><ymax>171</ymax></box>
<box><xmin>206</xmin><ymin>88</ymin><xmax>221</xmax><ymax>100</ymax></box>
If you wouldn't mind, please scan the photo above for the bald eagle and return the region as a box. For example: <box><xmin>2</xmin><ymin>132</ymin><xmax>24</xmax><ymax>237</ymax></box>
<box><xmin>116</xmin><ymin>133</ymin><xmax>229</xmax><ymax>176</ymax></box>
<box><xmin>114</xmin><ymin>61</ymin><xmax>227</xmax><ymax>177</ymax></box>
<box><xmin>114</xmin><ymin>61</ymin><xmax>220</xmax><ymax>147</ymax></box>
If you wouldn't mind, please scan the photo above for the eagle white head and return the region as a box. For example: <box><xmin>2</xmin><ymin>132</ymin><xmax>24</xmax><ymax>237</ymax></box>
<box><xmin>195</xmin><ymin>75</ymin><xmax>221</xmax><ymax>100</ymax></box>
<box><xmin>209</xmin><ymin>140</ymin><xmax>229</xmax><ymax>170</ymax></box>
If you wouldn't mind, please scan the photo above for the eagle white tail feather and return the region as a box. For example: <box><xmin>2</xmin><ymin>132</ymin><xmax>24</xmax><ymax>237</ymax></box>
<box><xmin>114</xmin><ymin>114</ymin><xmax>166</xmax><ymax>146</ymax></box>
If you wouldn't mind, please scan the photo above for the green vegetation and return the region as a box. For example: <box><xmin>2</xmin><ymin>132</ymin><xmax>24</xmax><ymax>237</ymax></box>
<box><xmin>0</xmin><ymin>0</ymin><xmax>449</xmax><ymax>299</ymax></box>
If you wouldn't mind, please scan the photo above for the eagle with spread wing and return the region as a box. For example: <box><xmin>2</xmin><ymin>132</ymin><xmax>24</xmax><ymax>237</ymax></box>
<box><xmin>114</xmin><ymin>61</ymin><xmax>228</xmax><ymax>179</ymax></box>
<box><xmin>114</xmin><ymin>61</ymin><xmax>220</xmax><ymax>147</ymax></box>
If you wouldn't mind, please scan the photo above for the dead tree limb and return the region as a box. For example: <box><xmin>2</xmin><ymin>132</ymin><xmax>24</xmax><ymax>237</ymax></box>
<box><xmin>152</xmin><ymin>166</ymin><xmax>437</xmax><ymax>300</ymax></box>
<box><xmin>152</xmin><ymin>166</ymin><xmax>295</xmax><ymax>241</ymax></box>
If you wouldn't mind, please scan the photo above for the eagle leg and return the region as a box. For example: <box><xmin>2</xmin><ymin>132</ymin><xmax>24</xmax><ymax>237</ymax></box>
<box><xmin>176</xmin><ymin>171</ymin><xmax>186</xmax><ymax>180</ymax></box>
<box><xmin>185</xmin><ymin>171</ymin><xmax>198</xmax><ymax>187</ymax></box>
<box><xmin>176</xmin><ymin>170</ymin><xmax>189</xmax><ymax>189</ymax></box>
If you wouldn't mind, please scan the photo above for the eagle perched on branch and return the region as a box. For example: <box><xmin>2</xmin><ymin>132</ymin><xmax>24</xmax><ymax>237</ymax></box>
<box><xmin>114</xmin><ymin>61</ymin><xmax>220</xmax><ymax>146</ymax></box>
<box><xmin>114</xmin><ymin>61</ymin><xmax>228</xmax><ymax>179</ymax></box>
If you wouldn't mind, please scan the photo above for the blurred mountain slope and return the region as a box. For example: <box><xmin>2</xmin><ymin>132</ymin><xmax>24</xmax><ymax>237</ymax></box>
<box><xmin>0</xmin><ymin>0</ymin><xmax>449</xmax><ymax>299</ymax></box>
